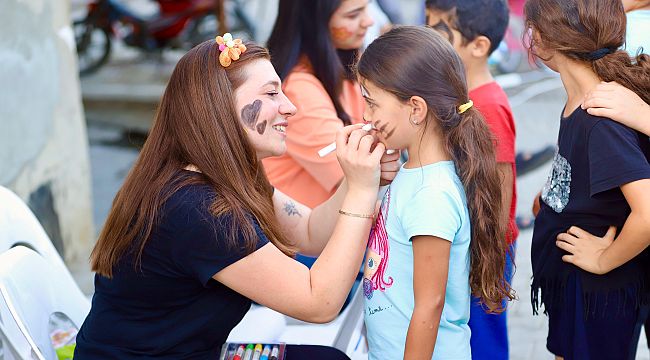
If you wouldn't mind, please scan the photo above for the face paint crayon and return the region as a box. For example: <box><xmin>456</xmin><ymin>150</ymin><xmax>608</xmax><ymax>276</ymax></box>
<box><xmin>243</xmin><ymin>344</ymin><xmax>254</xmax><ymax>360</ymax></box>
<box><xmin>269</xmin><ymin>345</ymin><xmax>279</xmax><ymax>360</ymax></box>
<box><xmin>232</xmin><ymin>345</ymin><xmax>245</xmax><ymax>360</ymax></box>
<box><xmin>260</xmin><ymin>345</ymin><xmax>271</xmax><ymax>360</ymax></box>
<box><xmin>252</xmin><ymin>344</ymin><xmax>263</xmax><ymax>360</ymax></box>
<box><xmin>318</xmin><ymin>123</ymin><xmax>374</xmax><ymax>157</ymax></box>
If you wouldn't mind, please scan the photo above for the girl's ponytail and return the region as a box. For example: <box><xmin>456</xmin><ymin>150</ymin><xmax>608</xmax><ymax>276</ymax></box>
<box><xmin>446</xmin><ymin>106</ymin><xmax>514</xmax><ymax>312</ymax></box>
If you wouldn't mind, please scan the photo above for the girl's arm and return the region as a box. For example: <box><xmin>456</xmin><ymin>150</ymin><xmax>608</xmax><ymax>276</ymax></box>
<box><xmin>214</xmin><ymin>126</ymin><xmax>386</xmax><ymax>323</ymax></box>
<box><xmin>404</xmin><ymin>236</ymin><xmax>451</xmax><ymax>359</ymax></box>
<box><xmin>582</xmin><ymin>81</ymin><xmax>650</xmax><ymax>136</ymax></box>
<box><xmin>272</xmin><ymin>150</ymin><xmax>400</xmax><ymax>256</ymax></box>
<box><xmin>556</xmin><ymin>179</ymin><xmax>650</xmax><ymax>274</ymax></box>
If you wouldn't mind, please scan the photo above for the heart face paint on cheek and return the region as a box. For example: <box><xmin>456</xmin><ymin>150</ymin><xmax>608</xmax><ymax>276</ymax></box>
<box><xmin>256</xmin><ymin>120</ymin><xmax>268</xmax><ymax>135</ymax></box>
<box><xmin>241</xmin><ymin>99</ymin><xmax>262</xmax><ymax>129</ymax></box>
<box><xmin>331</xmin><ymin>26</ymin><xmax>354</xmax><ymax>42</ymax></box>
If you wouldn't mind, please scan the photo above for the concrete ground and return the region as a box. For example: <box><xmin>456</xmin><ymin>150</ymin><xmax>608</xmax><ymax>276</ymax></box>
<box><xmin>71</xmin><ymin>0</ymin><xmax>649</xmax><ymax>358</ymax></box>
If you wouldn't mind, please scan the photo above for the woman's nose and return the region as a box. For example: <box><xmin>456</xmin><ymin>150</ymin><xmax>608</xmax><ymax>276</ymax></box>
<box><xmin>361</xmin><ymin>10</ymin><xmax>375</xmax><ymax>29</ymax></box>
<box><xmin>280</xmin><ymin>94</ymin><xmax>297</xmax><ymax>116</ymax></box>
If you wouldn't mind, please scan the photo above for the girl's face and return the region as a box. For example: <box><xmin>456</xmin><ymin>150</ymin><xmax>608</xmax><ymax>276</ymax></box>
<box><xmin>234</xmin><ymin>59</ymin><xmax>297</xmax><ymax>159</ymax></box>
<box><xmin>530</xmin><ymin>28</ymin><xmax>559</xmax><ymax>72</ymax></box>
<box><xmin>360</xmin><ymin>79</ymin><xmax>421</xmax><ymax>151</ymax></box>
<box><xmin>329</xmin><ymin>0</ymin><xmax>374</xmax><ymax>50</ymax></box>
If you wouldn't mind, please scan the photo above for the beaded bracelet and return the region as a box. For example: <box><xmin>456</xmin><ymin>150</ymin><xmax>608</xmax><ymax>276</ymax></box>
<box><xmin>338</xmin><ymin>209</ymin><xmax>375</xmax><ymax>219</ymax></box>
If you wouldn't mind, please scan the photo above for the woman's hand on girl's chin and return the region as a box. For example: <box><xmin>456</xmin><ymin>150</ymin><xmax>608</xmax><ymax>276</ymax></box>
<box><xmin>336</xmin><ymin>124</ymin><xmax>385</xmax><ymax>194</ymax></box>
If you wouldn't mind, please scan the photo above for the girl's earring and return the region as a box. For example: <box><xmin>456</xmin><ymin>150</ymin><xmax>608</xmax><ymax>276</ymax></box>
<box><xmin>409</xmin><ymin>113</ymin><xmax>420</xmax><ymax>126</ymax></box>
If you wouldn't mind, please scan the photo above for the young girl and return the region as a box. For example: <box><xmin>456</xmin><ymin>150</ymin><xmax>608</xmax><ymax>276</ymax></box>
<box><xmin>524</xmin><ymin>0</ymin><xmax>650</xmax><ymax>359</ymax></box>
<box><xmin>356</xmin><ymin>26</ymin><xmax>513</xmax><ymax>359</ymax></box>
<box><xmin>263</xmin><ymin>0</ymin><xmax>374</xmax><ymax>208</ymax></box>
<box><xmin>558</xmin><ymin>82</ymin><xmax>650</xmax><ymax>360</ymax></box>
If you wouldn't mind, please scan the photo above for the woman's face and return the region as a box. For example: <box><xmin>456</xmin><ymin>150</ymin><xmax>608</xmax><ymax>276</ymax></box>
<box><xmin>234</xmin><ymin>59</ymin><xmax>297</xmax><ymax>159</ymax></box>
<box><xmin>329</xmin><ymin>0</ymin><xmax>375</xmax><ymax>50</ymax></box>
<box><xmin>360</xmin><ymin>79</ymin><xmax>420</xmax><ymax>151</ymax></box>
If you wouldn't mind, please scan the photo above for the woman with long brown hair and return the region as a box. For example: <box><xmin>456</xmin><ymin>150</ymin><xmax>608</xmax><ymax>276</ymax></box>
<box><xmin>355</xmin><ymin>26</ymin><xmax>513</xmax><ymax>359</ymax></box>
<box><xmin>73</xmin><ymin>37</ymin><xmax>399</xmax><ymax>359</ymax></box>
<box><xmin>524</xmin><ymin>0</ymin><xmax>650</xmax><ymax>359</ymax></box>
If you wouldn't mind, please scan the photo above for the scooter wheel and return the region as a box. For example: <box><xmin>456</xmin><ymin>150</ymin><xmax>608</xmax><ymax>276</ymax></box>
<box><xmin>73</xmin><ymin>20</ymin><xmax>112</xmax><ymax>76</ymax></box>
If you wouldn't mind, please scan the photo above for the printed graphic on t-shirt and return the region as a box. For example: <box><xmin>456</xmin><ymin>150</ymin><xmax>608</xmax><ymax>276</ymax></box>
<box><xmin>363</xmin><ymin>189</ymin><xmax>394</xmax><ymax>299</ymax></box>
<box><xmin>542</xmin><ymin>152</ymin><xmax>572</xmax><ymax>213</ymax></box>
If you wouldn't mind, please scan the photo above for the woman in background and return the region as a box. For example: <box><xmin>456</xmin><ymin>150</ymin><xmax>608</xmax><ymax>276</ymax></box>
<box><xmin>264</xmin><ymin>0</ymin><xmax>374</xmax><ymax>208</ymax></box>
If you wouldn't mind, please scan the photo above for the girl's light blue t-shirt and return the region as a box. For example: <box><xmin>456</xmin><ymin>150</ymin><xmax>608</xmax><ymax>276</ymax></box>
<box><xmin>363</xmin><ymin>161</ymin><xmax>472</xmax><ymax>360</ymax></box>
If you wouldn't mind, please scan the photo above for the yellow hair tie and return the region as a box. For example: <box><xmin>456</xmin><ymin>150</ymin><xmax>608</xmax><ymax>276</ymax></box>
<box><xmin>458</xmin><ymin>100</ymin><xmax>474</xmax><ymax>114</ymax></box>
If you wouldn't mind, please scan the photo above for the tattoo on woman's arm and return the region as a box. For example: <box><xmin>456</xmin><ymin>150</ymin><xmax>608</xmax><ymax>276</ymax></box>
<box><xmin>283</xmin><ymin>201</ymin><xmax>302</xmax><ymax>217</ymax></box>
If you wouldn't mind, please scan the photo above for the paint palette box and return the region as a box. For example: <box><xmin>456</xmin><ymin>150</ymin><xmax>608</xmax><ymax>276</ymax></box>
<box><xmin>219</xmin><ymin>342</ymin><xmax>286</xmax><ymax>360</ymax></box>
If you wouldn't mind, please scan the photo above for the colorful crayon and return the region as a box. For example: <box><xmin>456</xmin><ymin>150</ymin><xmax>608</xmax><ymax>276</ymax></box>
<box><xmin>243</xmin><ymin>344</ymin><xmax>254</xmax><ymax>360</ymax></box>
<box><xmin>232</xmin><ymin>345</ymin><xmax>245</xmax><ymax>360</ymax></box>
<box><xmin>260</xmin><ymin>345</ymin><xmax>271</xmax><ymax>360</ymax></box>
<box><xmin>269</xmin><ymin>345</ymin><xmax>279</xmax><ymax>360</ymax></box>
<box><xmin>252</xmin><ymin>344</ymin><xmax>263</xmax><ymax>360</ymax></box>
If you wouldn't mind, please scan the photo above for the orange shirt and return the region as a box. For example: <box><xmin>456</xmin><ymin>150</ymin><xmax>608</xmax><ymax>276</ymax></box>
<box><xmin>262</xmin><ymin>58</ymin><xmax>364</xmax><ymax>208</ymax></box>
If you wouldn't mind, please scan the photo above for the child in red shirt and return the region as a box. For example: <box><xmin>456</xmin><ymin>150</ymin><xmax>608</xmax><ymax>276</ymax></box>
<box><xmin>426</xmin><ymin>1</ymin><xmax>517</xmax><ymax>359</ymax></box>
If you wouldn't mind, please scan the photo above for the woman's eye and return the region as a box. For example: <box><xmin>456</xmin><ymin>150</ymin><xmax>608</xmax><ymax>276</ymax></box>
<box><xmin>267</xmin><ymin>92</ymin><xmax>279</xmax><ymax>97</ymax></box>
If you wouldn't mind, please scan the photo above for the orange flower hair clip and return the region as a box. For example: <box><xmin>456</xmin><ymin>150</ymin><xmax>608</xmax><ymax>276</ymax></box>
<box><xmin>215</xmin><ymin>33</ymin><xmax>247</xmax><ymax>67</ymax></box>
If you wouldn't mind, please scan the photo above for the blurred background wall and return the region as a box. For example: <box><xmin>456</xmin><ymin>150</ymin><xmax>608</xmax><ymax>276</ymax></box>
<box><xmin>0</xmin><ymin>0</ymin><xmax>94</xmax><ymax>265</ymax></box>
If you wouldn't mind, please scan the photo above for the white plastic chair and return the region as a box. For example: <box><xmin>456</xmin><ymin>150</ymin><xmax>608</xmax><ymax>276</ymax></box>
<box><xmin>0</xmin><ymin>186</ymin><xmax>90</xmax><ymax>359</ymax></box>
<box><xmin>0</xmin><ymin>319</ymin><xmax>25</xmax><ymax>360</ymax></box>
<box><xmin>0</xmin><ymin>186</ymin><xmax>75</xmax><ymax>282</ymax></box>
<box><xmin>0</xmin><ymin>246</ymin><xmax>90</xmax><ymax>360</ymax></box>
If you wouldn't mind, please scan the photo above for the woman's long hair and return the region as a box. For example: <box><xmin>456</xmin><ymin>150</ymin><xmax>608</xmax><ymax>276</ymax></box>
<box><xmin>91</xmin><ymin>41</ymin><xmax>296</xmax><ymax>278</ymax></box>
<box><xmin>357</xmin><ymin>26</ymin><xmax>514</xmax><ymax>312</ymax></box>
<box><xmin>266</xmin><ymin>0</ymin><xmax>357</xmax><ymax>125</ymax></box>
<box><xmin>525</xmin><ymin>0</ymin><xmax>650</xmax><ymax>103</ymax></box>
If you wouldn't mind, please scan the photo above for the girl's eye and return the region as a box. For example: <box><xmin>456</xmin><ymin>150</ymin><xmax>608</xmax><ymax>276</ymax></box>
<box><xmin>347</xmin><ymin>11</ymin><xmax>361</xmax><ymax>19</ymax></box>
<box><xmin>267</xmin><ymin>92</ymin><xmax>279</xmax><ymax>97</ymax></box>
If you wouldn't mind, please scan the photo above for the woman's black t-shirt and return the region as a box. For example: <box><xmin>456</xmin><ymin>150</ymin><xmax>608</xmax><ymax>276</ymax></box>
<box><xmin>75</xmin><ymin>173</ymin><xmax>269</xmax><ymax>359</ymax></box>
<box><xmin>531</xmin><ymin>107</ymin><xmax>650</xmax><ymax>314</ymax></box>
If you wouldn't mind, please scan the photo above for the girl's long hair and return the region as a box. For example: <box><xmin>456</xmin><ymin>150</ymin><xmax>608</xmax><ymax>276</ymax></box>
<box><xmin>91</xmin><ymin>41</ymin><xmax>296</xmax><ymax>278</ymax></box>
<box><xmin>357</xmin><ymin>26</ymin><xmax>514</xmax><ymax>311</ymax></box>
<box><xmin>266</xmin><ymin>0</ymin><xmax>357</xmax><ymax>125</ymax></box>
<box><xmin>525</xmin><ymin>0</ymin><xmax>650</xmax><ymax>103</ymax></box>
